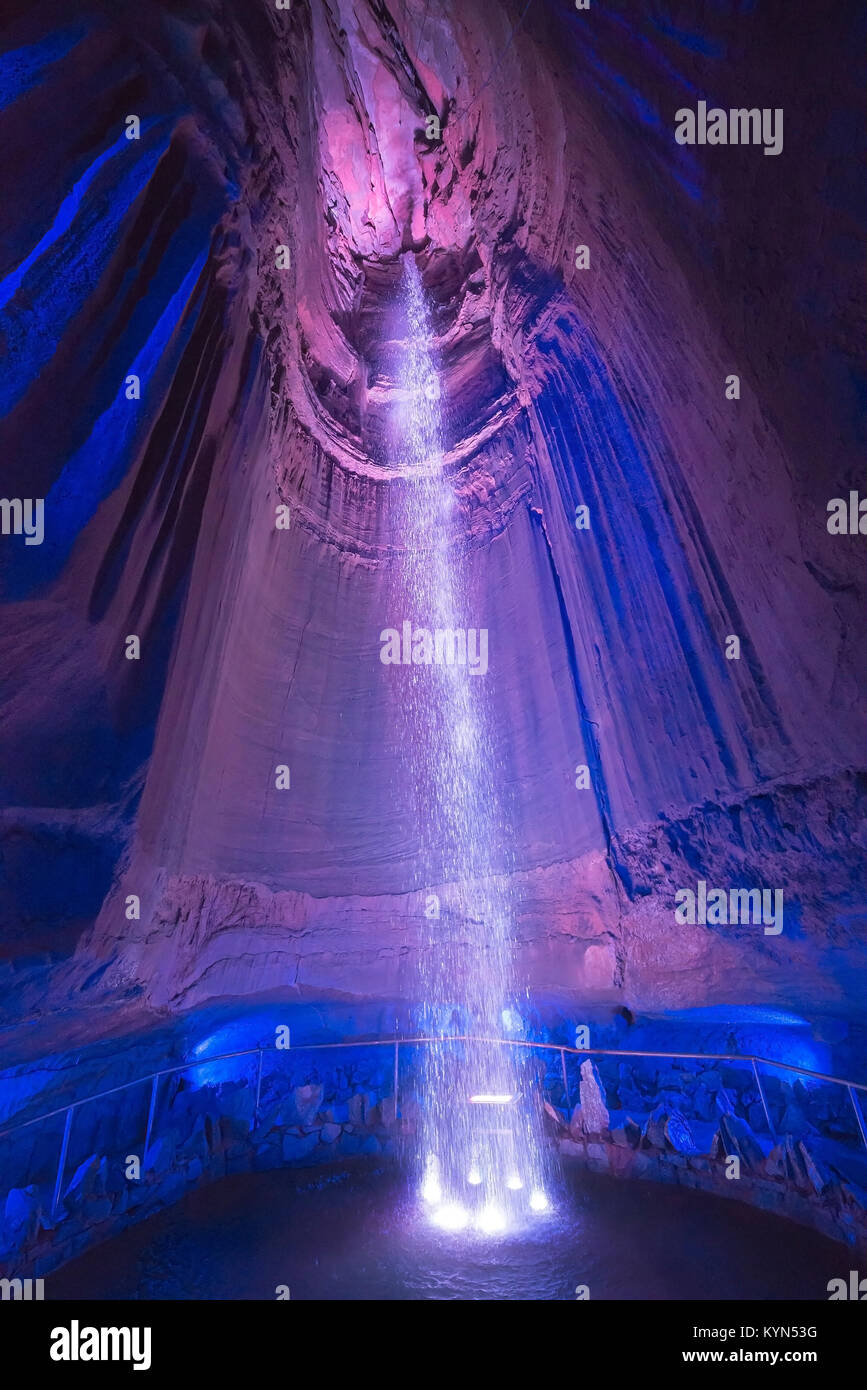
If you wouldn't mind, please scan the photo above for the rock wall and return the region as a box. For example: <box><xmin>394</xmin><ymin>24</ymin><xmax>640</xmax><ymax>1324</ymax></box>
<box><xmin>0</xmin><ymin>0</ymin><xmax>864</xmax><ymax>1028</ymax></box>
<box><xmin>556</xmin><ymin>1056</ymin><xmax>867</xmax><ymax>1258</ymax></box>
<box><xmin>5</xmin><ymin>1043</ymin><xmax>866</xmax><ymax>1277</ymax></box>
<box><xmin>1</xmin><ymin>1045</ymin><xmax>400</xmax><ymax>1277</ymax></box>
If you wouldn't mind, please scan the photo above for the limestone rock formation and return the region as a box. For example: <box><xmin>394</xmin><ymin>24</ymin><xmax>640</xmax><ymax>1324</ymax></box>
<box><xmin>0</xmin><ymin>0</ymin><xmax>863</xmax><ymax>1038</ymax></box>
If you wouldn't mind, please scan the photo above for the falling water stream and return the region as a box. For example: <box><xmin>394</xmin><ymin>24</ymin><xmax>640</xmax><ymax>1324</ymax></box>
<box><xmin>392</xmin><ymin>258</ymin><xmax>553</xmax><ymax>1234</ymax></box>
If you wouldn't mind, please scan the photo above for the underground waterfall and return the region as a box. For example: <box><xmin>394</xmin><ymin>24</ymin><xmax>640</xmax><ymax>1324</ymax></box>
<box><xmin>390</xmin><ymin>258</ymin><xmax>553</xmax><ymax>1232</ymax></box>
<box><xmin>1</xmin><ymin>0</ymin><xmax>864</xmax><ymax>1321</ymax></box>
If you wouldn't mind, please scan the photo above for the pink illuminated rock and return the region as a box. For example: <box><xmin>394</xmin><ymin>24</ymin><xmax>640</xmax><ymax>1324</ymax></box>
<box><xmin>0</xmin><ymin>0</ymin><xmax>863</xmax><ymax>1039</ymax></box>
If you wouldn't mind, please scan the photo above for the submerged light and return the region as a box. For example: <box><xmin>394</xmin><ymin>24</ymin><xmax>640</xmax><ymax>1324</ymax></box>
<box><xmin>421</xmin><ymin>1175</ymin><xmax>442</xmax><ymax>1204</ymax></box>
<box><xmin>529</xmin><ymin>1190</ymin><xmax>550</xmax><ymax>1213</ymax></box>
<box><xmin>468</xmin><ymin>1094</ymin><xmax>514</xmax><ymax>1105</ymax></box>
<box><xmin>506</xmin><ymin>1174</ymin><xmax>523</xmax><ymax>1191</ymax></box>
<box><xmin>476</xmin><ymin>1204</ymin><xmax>507</xmax><ymax>1235</ymax></box>
<box><xmin>432</xmin><ymin>1203</ymin><xmax>470</xmax><ymax>1232</ymax></box>
<box><xmin>422</xmin><ymin>1154</ymin><xmax>442</xmax><ymax>1206</ymax></box>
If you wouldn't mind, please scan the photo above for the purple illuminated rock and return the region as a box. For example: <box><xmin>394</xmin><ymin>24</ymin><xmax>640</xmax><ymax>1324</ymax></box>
<box><xmin>570</xmin><ymin>1060</ymin><xmax>610</xmax><ymax>1138</ymax></box>
<box><xmin>711</xmin><ymin>1114</ymin><xmax>764</xmax><ymax>1170</ymax></box>
<box><xmin>0</xmin><ymin>0</ymin><xmax>862</xmax><ymax>1040</ymax></box>
<box><xmin>291</xmin><ymin>1086</ymin><xmax>324</xmax><ymax>1127</ymax></box>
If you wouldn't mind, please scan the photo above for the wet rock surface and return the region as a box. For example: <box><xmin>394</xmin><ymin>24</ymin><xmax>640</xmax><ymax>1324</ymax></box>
<box><xmin>0</xmin><ymin>1</ymin><xmax>863</xmax><ymax>1027</ymax></box>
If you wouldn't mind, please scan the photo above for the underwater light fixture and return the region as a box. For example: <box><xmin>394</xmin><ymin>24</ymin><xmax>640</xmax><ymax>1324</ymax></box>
<box><xmin>476</xmin><ymin>1204</ymin><xmax>508</xmax><ymax>1235</ymax></box>
<box><xmin>421</xmin><ymin>1153</ymin><xmax>442</xmax><ymax>1205</ymax></box>
<box><xmin>468</xmin><ymin>1093</ymin><xmax>514</xmax><ymax>1105</ymax></box>
<box><xmin>432</xmin><ymin>1203</ymin><xmax>470</xmax><ymax>1232</ymax></box>
<box><xmin>421</xmin><ymin>1175</ymin><xmax>442</xmax><ymax>1204</ymax></box>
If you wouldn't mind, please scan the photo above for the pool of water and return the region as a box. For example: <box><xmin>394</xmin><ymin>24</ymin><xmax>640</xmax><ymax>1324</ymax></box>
<box><xmin>49</xmin><ymin>1161</ymin><xmax>846</xmax><ymax>1300</ymax></box>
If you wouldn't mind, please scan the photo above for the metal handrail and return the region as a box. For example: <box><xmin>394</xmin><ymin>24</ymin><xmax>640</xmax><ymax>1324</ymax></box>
<box><xmin>3</xmin><ymin>1035</ymin><xmax>867</xmax><ymax>1139</ymax></box>
<box><xmin>1</xmin><ymin>1035</ymin><xmax>866</xmax><ymax>1216</ymax></box>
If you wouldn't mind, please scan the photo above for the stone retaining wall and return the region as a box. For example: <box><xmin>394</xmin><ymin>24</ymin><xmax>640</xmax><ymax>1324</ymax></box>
<box><xmin>4</xmin><ymin>1047</ymin><xmax>867</xmax><ymax>1279</ymax></box>
<box><xmin>1</xmin><ymin>1049</ymin><xmax>399</xmax><ymax>1278</ymax></box>
<box><xmin>553</xmin><ymin>1058</ymin><xmax>867</xmax><ymax>1255</ymax></box>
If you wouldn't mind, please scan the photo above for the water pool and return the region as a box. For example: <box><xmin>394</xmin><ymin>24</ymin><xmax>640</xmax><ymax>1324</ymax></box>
<box><xmin>47</xmin><ymin>1160</ymin><xmax>846</xmax><ymax>1301</ymax></box>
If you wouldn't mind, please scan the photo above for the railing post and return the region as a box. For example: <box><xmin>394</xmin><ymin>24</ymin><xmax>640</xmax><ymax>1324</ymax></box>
<box><xmin>254</xmin><ymin>1047</ymin><xmax>264</xmax><ymax>1128</ymax></box>
<box><xmin>751</xmin><ymin>1059</ymin><xmax>775</xmax><ymax>1141</ymax></box>
<box><xmin>393</xmin><ymin>1040</ymin><xmax>400</xmax><ymax>1119</ymax></box>
<box><xmin>560</xmin><ymin>1047</ymin><xmax>570</xmax><ymax>1111</ymax></box>
<box><xmin>143</xmin><ymin>1073</ymin><xmax>159</xmax><ymax>1165</ymax></box>
<box><xmin>51</xmin><ymin>1106</ymin><xmax>74</xmax><ymax>1217</ymax></box>
<box><xmin>848</xmin><ymin>1084</ymin><xmax>867</xmax><ymax>1155</ymax></box>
